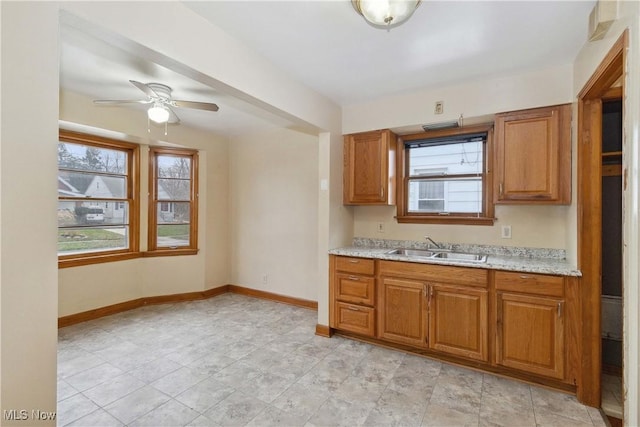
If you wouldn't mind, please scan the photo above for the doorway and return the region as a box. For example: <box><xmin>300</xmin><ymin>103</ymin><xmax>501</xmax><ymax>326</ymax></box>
<box><xmin>600</xmin><ymin>97</ymin><xmax>624</xmax><ymax>420</ymax></box>
<box><xmin>576</xmin><ymin>30</ymin><xmax>627</xmax><ymax>422</ymax></box>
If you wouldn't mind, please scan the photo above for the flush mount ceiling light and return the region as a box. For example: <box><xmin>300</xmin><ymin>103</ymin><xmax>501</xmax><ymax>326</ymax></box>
<box><xmin>147</xmin><ymin>102</ymin><xmax>170</xmax><ymax>124</ymax></box>
<box><xmin>352</xmin><ymin>0</ymin><xmax>421</xmax><ymax>29</ymax></box>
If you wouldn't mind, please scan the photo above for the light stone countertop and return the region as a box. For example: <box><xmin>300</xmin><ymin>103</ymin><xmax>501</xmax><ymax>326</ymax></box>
<box><xmin>329</xmin><ymin>238</ymin><xmax>582</xmax><ymax>277</ymax></box>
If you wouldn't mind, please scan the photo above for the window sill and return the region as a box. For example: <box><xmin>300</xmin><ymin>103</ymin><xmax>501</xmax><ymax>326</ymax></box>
<box><xmin>59</xmin><ymin>251</ymin><xmax>141</xmax><ymax>268</ymax></box>
<box><xmin>396</xmin><ymin>215</ymin><xmax>496</xmax><ymax>226</ymax></box>
<box><xmin>142</xmin><ymin>248</ymin><xmax>199</xmax><ymax>257</ymax></box>
<box><xmin>58</xmin><ymin>248</ymin><xmax>200</xmax><ymax>268</ymax></box>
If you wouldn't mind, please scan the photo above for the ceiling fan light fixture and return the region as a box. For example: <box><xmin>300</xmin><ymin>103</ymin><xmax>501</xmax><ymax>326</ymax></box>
<box><xmin>352</xmin><ymin>0</ymin><xmax>421</xmax><ymax>29</ymax></box>
<box><xmin>148</xmin><ymin>103</ymin><xmax>170</xmax><ymax>124</ymax></box>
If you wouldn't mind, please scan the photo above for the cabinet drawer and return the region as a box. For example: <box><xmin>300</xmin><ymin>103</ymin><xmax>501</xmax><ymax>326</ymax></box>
<box><xmin>336</xmin><ymin>273</ymin><xmax>375</xmax><ymax>306</ymax></box>
<box><xmin>495</xmin><ymin>271</ymin><xmax>564</xmax><ymax>297</ymax></box>
<box><xmin>379</xmin><ymin>260</ymin><xmax>488</xmax><ymax>288</ymax></box>
<box><xmin>336</xmin><ymin>257</ymin><xmax>375</xmax><ymax>275</ymax></box>
<box><xmin>335</xmin><ymin>302</ymin><xmax>375</xmax><ymax>337</ymax></box>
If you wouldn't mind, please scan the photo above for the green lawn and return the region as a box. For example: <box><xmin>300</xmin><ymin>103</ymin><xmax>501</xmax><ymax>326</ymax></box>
<box><xmin>58</xmin><ymin>228</ymin><xmax>125</xmax><ymax>252</ymax></box>
<box><xmin>157</xmin><ymin>224</ymin><xmax>189</xmax><ymax>240</ymax></box>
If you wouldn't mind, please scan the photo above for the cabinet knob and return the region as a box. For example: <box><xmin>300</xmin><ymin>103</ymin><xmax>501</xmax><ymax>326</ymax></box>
<box><xmin>348</xmin><ymin>276</ymin><xmax>360</xmax><ymax>281</ymax></box>
<box><xmin>499</xmin><ymin>182</ymin><xmax>504</xmax><ymax>197</ymax></box>
<box><xmin>347</xmin><ymin>306</ymin><xmax>361</xmax><ymax>312</ymax></box>
<box><xmin>349</xmin><ymin>260</ymin><xmax>359</xmax><ymax>264</ymax></box>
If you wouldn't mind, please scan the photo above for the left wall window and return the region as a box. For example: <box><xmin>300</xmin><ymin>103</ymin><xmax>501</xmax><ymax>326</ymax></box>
<box><xmin>58</xmin><ymin>130</ymin><xmax>139</xmax><ymax>267</ymax></box>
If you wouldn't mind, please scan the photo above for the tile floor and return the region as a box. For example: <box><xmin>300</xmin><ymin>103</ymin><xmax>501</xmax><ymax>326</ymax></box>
<box><xmin>58</xmin><ymin>294</ymin><xmax>608</xmax><ymax>427</ymax></box>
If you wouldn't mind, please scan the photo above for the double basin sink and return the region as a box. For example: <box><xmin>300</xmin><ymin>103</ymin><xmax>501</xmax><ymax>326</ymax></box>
<box><xmin>386</xmin><ymin>248</ymin><xmax>487</xmax><ymax>263</ymax></box>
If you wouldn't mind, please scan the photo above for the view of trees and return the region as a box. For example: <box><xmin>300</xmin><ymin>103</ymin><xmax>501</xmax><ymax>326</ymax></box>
<box><xmin>58</xmin><ymin>143</ymin><xmax>126</xmax><ymax>174</ymax></box>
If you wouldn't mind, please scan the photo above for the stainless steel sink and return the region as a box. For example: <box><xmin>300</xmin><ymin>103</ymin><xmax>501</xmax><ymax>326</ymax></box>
<box><xmin>386</xmin><ymin>248</ymin><xmax>435</xmax><ymax>258</ymax></box>
<box><xmin>431</xmin><ymin>252</ymin><xmax>487</xmax><ymax>263</ymax></box>
<box><xmin>386</xmin><ymin>248</ymin><xmax>487</xmax><ymax>263</ymax></box>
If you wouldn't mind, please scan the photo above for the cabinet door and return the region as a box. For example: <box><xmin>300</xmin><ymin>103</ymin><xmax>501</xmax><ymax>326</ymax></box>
<box><xmin>496</xmin><ymin>292</ymin><xmax>564</xmax><ymax>379</ymax></box>
<box><xmin>378</xmin><ymin>277</ymin><xmax>428</xmax><ymax>347</ymax></box>
<box><xmin>343</xmin><ymin>130</ymin><xmax>395</xmax><ymax>205</ymax></box>
<box><xmin>494</xmin><ymin>104</ymin><xmax>571</xmax><ymax>204</ymax></box>
<box><xmin>428</xmin><ymin>284</ymin><xmax>488</xmax><ymax>361</ymax></box>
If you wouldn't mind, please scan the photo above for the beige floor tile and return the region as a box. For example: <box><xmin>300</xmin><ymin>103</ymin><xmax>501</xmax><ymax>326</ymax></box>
<box><xmin>57</xmin><ymin>295</ymin><xmax>605</xmax><ymax>427</ymax></box>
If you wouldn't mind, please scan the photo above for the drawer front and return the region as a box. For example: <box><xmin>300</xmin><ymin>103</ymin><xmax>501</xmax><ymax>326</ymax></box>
<box><xmin>495</xmin><ymin>271</ymin><xmax>564</xmax><ymax>297</ymax></box>
<box><xmin>379</xmin><ymin>260</ymin><xmax>488</xmax><ymax>288</ymax></box>
<box><xmin>335</xmin><ymin>302</ymin><xmax>375</xmax><ymax>337</ymax></box>
<box><xmin>336</xmin><ymin>256</ymin><xmax>375</xmax><ymax>275</ymax></box>
<box><xmin>336</xmin><ymin>273</ymin><xmax>375</xmax><ymax>306</ymax></box>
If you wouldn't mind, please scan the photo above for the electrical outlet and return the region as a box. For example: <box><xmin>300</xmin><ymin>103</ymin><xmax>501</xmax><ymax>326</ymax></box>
<box><xmin>377</xmin><ymin>222</ymin><xmax>385</xmax><ymax>233</ymax></box>
<box><xmin>434</xmin><ymin>101</ymin><xmax>444</xmax><ymax>115</ymax></box>
<box><xmin>262</xmin><ymin>274</ymin><xmax>268</xmax><ymax>284</ymax></box>
<box><xmin>501</xmin><ymin>225</ymin><xmax>512</xmax><ymax>239</ymax></box>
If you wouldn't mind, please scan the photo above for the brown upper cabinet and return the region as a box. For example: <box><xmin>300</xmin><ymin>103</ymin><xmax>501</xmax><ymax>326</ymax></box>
<box><xmin>343</xmin><ymin>129</ymin><xmax>396</xmax><ymax>205</ymax></box>
<box><xmin>494</xmin><ymin>104</ymin><xmax>572</xmax><ymax>204</ymax></box>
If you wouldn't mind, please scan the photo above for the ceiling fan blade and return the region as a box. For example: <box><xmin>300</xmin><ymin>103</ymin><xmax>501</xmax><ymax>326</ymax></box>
<box><xmin>93</xmin><ymin>99</ymin><xmax>152</xmax><ymax>105</ymax></box>
<box><xmin>167</xmin><ymin>106</ymin><xmax>181</xmax><ymax>124</ymax></box>
<box><xmin>172</xmin><ymin>100</ymin><xmax>219</xmax><ymax>112</ymax></box>
<box><xmin>129</xmin><ymin>80</ymin><xmax>158</xmax><ymax>99</ymax></box>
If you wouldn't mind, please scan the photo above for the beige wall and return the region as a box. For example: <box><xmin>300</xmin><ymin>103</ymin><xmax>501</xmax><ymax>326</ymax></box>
<box><xmin>229</xmin><ymin>128</ymin><xmax>319</xmax><ymax>301</ymax></box>
<box><xmin>317</xmin><ymin>132</ymin><xmax>354</xmax><ymax>325</ymax></box>
<box><xmin>342</xmin><ymin>63</ymin><xmax>574</xmax><ymax>134</ymax></box>
<box><xmin>353</xmin><ymin>204</ymin><xmax>569</xmax><ymax>249</ymax></box>
<box><xmin>1</xmin><ymin>3</ymin><xmax>59</xmax><ymax>424</ymax></box>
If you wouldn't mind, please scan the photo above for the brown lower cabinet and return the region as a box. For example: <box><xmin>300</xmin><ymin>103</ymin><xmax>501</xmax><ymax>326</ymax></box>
<box><xmin>378</xmin><ymin>276</ymin><xmax>428</xmax><ymax>347</ymax></box>
<box><xmin>429</xmin><ymin>284</ymin><xmax>488</xmax><ymax>361</ymax></box>
<box><xmin>495</xmin><ymin>271</ymin><xmax>565</xmax><ymax>379</ymax></box>
<box><xmin>329</xmin><ymin>255</ymin><xmax>578</xmax><ymax>394</ymax></box>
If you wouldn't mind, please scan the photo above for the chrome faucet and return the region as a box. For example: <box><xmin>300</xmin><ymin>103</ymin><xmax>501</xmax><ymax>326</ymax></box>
<box><xmin>425</xmin><ymin>236</ymin><xmax>442</xmax><ymax>249</ymax></box>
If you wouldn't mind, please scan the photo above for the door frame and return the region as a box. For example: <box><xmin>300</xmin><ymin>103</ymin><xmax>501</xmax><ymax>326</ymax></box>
<box><xmin>576</xmin><ymin>30</ymin><xmax>627</xmax><ymax>407</ymax></box>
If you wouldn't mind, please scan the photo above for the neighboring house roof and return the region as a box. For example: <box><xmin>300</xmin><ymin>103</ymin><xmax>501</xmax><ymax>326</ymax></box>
<box><xmin>60</xmin><ymin>173</ymin><xmax>175</xmax><ymax>200</ymax></box>
<box><xmin>57</xmin><ymin>176</ymin><xmax>85</xmax><ymax>197</ymax></box>
<box><xmin>84</xmin><ymin>175</ymin><xmax>123</xmax><ymax>199</ymax></box>
<box><xmin>61</xmin><ymin>172</ymin><xmax>93</xmax><ymax>194</ymax></box>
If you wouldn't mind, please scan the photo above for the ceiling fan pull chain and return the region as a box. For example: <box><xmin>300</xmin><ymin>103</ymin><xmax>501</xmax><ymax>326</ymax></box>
<box><xmin>147</xmin><ymin>116</ymin><xmax>151</xmax><ymax>134</ymax></box>
<box><xmin>164</xmin><ymin>121</ymin><xmax>168</xmax><ymax>136</ymax></box>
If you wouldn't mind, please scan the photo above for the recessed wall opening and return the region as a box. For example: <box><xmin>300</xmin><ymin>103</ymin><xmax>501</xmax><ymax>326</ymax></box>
<box><xmin>577</xmin><ymin>30</ymin><xmax>627</xmax><ymax>424</ymax></box>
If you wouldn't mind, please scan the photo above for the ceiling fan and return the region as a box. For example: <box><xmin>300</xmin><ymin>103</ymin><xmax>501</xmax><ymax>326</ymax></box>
<box><xmin>93</xmin><ymin>80</ymin><xmax>219</xmax><ymax>125</ymax></box>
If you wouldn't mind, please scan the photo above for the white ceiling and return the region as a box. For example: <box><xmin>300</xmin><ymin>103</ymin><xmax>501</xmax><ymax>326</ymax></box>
<box><xmin>59</xmin><ymin>0</ymin><xmax>596</xmax><ymax>137</ymax></box>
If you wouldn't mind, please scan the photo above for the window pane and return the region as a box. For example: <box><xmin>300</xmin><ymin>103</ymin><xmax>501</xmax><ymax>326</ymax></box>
<box><xmin>58</xmin><ymin>226</ymin><xmax>128</xmax><ymax>255</ymax></box>
<box><xmin>157</xmin><ymin>179</ymin><xmax>191</xmax><ymax>201</ymax></box>
<box><xmin>408</xmin><ymin>178</ymin><xmax>482</xmax><ymax>213</ymax></box>
<box><xmin>58</xmin><ymin>201</ymin><xmax>128</xmax><ymax>227</ymax></box>
<box><xmin>418</xmin><ymin>181</ymin><xmax>444</xmax><ymax>199</ymax></box>
<box><xmin>157</xmin><ymin>201</ymin><xmax>190</xmax><ymax>225</ymax></box>
<box><xmin>59</xmin><ymin>171</ymin><xmax>126</xmax><ymax>199</ymax></box>
<box><xmin>418</xmin><ymin>200</ymin><xmax>445</xmax><ymax>211</ymax></box>
<box><xmin>408</xmin><ymin>141</ymin><xmax>483</xmax><ymax>176</ymax></box>
<box><xmin>156</xmin><ymin>200</ymin><xmax>191</xmax><ymax>247</ymax></box>
<box><xmin>156</xmin><ymin>224</ymin><xmax>190</xmax><ymax>247</ymax></box>
<box><xmin>58</xmin><ymin>142</ymin><xmax>127</xmax><ymax>174</ymax></box>
<box><xmin>157</xmin><ymin>155</ymin><xmax>191</xmax><ymax>179</ymax></box>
